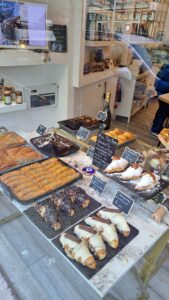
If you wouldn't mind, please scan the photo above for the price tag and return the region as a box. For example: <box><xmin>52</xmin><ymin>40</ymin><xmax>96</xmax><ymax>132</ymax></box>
<box><xmin>37</xmin><ymin>124</ymin><xmax>46</xmax><ymax>136</ymax></box>
<box><xmin>162</xmin><ymin>164</ymin><xmax>169</xmax><ymax>180</ymax></box>
<box><xmin>92</xmin><ymin>132</ymin><xmax>118</xmax><ymax>169</ymax></box>
<box><xmin>89</xmin><ymin>175</ymin><xmax>107</xmax><ymax>195</ymax></box>
<box><xmin>112</xmin><ymin>190</ymin><xmax>134</xmax><ymax>215</ymax></box>
<box><xmin>87</xmin><ymin>146</ymin><xmax>95</xmax><ymax>159</ymax></box>
<box><xmin>76</xmin><ymin>126</ymin><xmax>90</xmax><ymax>141</ymax></box>
<box><xmin>162</xmin><ymin>198</ymin><xmax>169</xmax><ymax>211</ymax></box>
<box><xmin>152</xmin><ymin>192</ymin><xmax>167</xmax><ymax>205</ymax></box>
<box><xmin>97</xmin><ymin>111</ymin><xmax>107</xmax><ymax>122</ymax></box>
<box><xmin>122</xmin><ymin>147</ymin><xmax>140</xmax><ymax>164</ymax></box>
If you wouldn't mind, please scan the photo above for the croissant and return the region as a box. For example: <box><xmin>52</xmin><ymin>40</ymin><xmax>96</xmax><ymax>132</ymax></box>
<box><xmin>74</xmin><ymin>224</ymin><xmax>106</xmax><ymax>260</ymax></box>
<box><xmin>85</xmin><ymin>216</ymin><xmax>119</xmax><ymax>249</ymax></box>
<box><xmin>60</xmin><ymin>233</ymin><xmax>96</xmax><ymax>269</ymax></box>
<box><xmin>97</xmin><ymin>208</ymin><xmax>130</xmax><ymax>237</ymax></box>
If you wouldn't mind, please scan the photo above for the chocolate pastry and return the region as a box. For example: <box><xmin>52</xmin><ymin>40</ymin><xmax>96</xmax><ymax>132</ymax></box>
<box><xmin>51</xmin><ymin>194</ymin><xmax>75</xmax><ymax>216</ymax></box>
<box><xmin>65</xmin><ymin>186</ymin><xmax>90</xmax><ymax>208</ymax></box>
<box><xmin>35</xmin><ymin>202</ymin><xmax>61</xmax><ymax>231</ymax></box>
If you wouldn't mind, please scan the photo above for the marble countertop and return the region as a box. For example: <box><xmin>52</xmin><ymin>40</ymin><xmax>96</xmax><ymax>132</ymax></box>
<box><xmin>2</xmin><ymin>130</ymin><xmax>169</xmax><ymax>298</ymax></box>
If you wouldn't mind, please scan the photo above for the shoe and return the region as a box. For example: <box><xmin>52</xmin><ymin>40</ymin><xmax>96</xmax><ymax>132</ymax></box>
<box><xmin>151</xmin><ymin>131</ymin><xmax>158</xmax><ymax>136</ymax></box>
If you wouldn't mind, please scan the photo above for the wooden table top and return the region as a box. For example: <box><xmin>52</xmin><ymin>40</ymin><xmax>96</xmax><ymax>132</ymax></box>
<box><xmin>159</xmin><ymin>93</ymin><xmax>169</xmax><ymax>104</ymax></box>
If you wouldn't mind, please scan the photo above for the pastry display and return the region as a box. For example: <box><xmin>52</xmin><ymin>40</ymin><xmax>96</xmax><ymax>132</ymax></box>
<box><xmin>104</xmin><ymin>156</ymin><xmax>128</xmax><ymax>174</ymax></box>
<box><xmin>30</xmin><ymin>133</ymin><xmax>79</xmax><ymax>157</ymax></box>
<box><xmin>90</xmin><ymin>128</ymin><xmax>136</xmax><ymax>146</ymax></box>
<box><xmin>34</xmin><ymin>202</ymin><xmax>61</xmax><ymax>230</ymax></box>
<box><xmin>51</xmin><ymin>194</ymin><xmax>75</xmax><ymax>216</ymax></box>
<box><xmin>85</xmin><ymin>216</ymin><xmax>119</xmax><ymax>249</ymax></box>
<box><xmin>60</xmin><ymin>233</ymin><xmax>96</xmax><ymax>269</ymax></box>
<box><xmin>74</xmin><ymin>224</ymin><xmax>106</xmax><ymax>260</ymax></box>
<box><xmin>97</xmin><ymin>208</ymin><xmax>130</xmax><ymax>237</ymax></box>
<box><xmin>0</xmin><ymin>131</ymin><xmax>26</xmax><ymax>149</ymax></box>
<box><xmin>120</xmin><ymin>163</ymin><xmax>143</xmax><ymax>181</ymax></box>
<box><xmin>135</xmin><ymin>172</ymin><xmax>160</xmax><ymax>191</ymax></box>
<box><xmin>158</xmin><ymin>128</ymin><xmax>169</xmax><ymax>148</ymax></box>
<box><xmin>59</xmin><ymin>115</ymin><xmax>99</xmax><ymax>131</ymax></box>
<box><xmin>0</xmin><ymin>158</ymin><xmax>81</xmax><ymax>202</ymax></box>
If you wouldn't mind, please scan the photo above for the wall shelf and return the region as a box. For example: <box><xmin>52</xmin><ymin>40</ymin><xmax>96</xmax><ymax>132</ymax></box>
<box><xmin>0</xmin><ymin>102</ymin><xmax>27</xmax><ymax>114</ymax></box>
<box><xmin>78</xmin><ymin>68</ymin><xmax>117</xmax><ymax>87</ymax></box>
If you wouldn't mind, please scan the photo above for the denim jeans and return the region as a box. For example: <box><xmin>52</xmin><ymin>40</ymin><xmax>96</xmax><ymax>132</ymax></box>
<box><xmin>151</xmin><ymin>100</ymin><xmax>169</xmax><ymax>134</ymax></box>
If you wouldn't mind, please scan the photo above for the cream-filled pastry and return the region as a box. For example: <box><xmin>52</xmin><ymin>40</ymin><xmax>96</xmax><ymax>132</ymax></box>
<box><xmin>120</xmin><ymin>163</ymin><xmax>143</xmax><ymax>181</ymax></box>
<box><xmin>74</xmin><ymin>225</ymin><xmax>106</xmax><ymax>260</ymax></box>
<box><xmin>97</xmin><ymin>208</ymin><xmax>130</xmax><ymax>237</ymax></box>
<box><xmin>60</xmin><ymin>233</ymin><xmax>96</xmax><ymax>269</ymax></box>
<box><xmin>85</xmin><ymin>216</ymin><xmax>119</xmax><ymax>249</ymax></box>
<box><xmin>104</xmin><ymin>156</ymin><xmax>128</xmax><ymax>174</ymax></box>
<box><xmin>135</xmin><ymin>173</ymin><xmax>160</xmax><ymax>191</ymax></box>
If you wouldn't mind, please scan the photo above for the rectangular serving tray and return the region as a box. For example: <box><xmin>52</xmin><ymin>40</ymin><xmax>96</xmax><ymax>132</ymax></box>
<box><xmin>52</xmin><ymin>207</ymin><xmax>139</xmax><ymax>279</ymax></box>
<box><xmin>0</xmin><ymin>158</ymin><xmax>82</xmax><ymax>205</ymax></box>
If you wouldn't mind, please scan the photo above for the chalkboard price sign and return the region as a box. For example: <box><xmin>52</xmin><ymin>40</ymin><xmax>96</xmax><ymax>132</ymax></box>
<box><xmin>87</xmin><ymin>146</ymin><xmax>95</xmax><ymax>159</ymax></box>
<box><xmin>92</xmin><ymin>132</ymin><xmax>118</xmax><ymax>169</ymax></box>
<box><xmin>112</xmin><ymin>190</ymin><xmax>134</xmax><ymax>215</ymax></box>
<box><xmin>76</xmin><ymin>127</ymin><xmax>90</xmax><ymax>140</ymax></box>
<box><xmin>89</xmin><ymin>175</ymin><xmax>107</xmax><ymax>195</ymax></box>
<box><xmin>37</xmin><ymin>124</ymin><xmax>46</xmax><ymax>136</ymax></box>
<box><xmin>50</xmin><ymin>25</ymin><xmax>67</xmax><ymax>53</ymax></box>
<box><xmin>97</xmin><ymin>111</ymin><xmax>107</xmax><ymax>122</ymax></box>
<box><xmin>122</xmin><ymin>147</ymin><xmax>140</xmax><ymax>164</ymax></box>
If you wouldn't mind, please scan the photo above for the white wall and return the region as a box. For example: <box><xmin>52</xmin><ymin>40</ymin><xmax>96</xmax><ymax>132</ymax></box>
<box><xmin>0</xmin><ymin>0</ymin><xmax>75</xmax><ymax>131</ymax></box>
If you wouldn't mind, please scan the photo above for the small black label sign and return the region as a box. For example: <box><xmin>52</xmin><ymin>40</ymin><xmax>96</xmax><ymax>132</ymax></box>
<box><xmin>163</xmin><ymin>164</ymin><xmax>169</xmax><ymax>179</ymax></box>
<box><xmin>87</xmin><ymin>146</ymin><xmax>95</xmax><ymax>159</ymax></box>
<box><xmin>76</xmin><ymin>127</ymin><xmax>90</xmax><ymax>141</ymax></box>
<box><xmin>112</xmin><ymin>190</ymin><xmax>134</xmax><ymax>215</ymax></box>
<box><xmin>89</xmin><ymin>175</ymin><xmax>107</xmax><ymax>195</ymax></box>
<box><xmin>122</xmin><ymin>147</ymin><xmax>140</xmax><ymax>164</ymax></box>
<box><xmin>37</xmin><ymin>124</ymin><xmax>46</xmax><ymax>136</ymax></box>
<box><xmin>152</xmin><ymin>192</ymin><xmax>166</xmax><ymax>205</ymax></box>
<box><xmin>97</xmin><ymin>111</ymin><xmax>107</xmax><ymax>122</ymax></box>
<box><xmin>92</xmin><ymin>132</ymin><xmax>118</xmax><ymax>169</ymax></box>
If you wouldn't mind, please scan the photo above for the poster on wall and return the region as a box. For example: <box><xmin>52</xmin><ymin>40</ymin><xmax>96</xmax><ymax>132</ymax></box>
<box><xmin>49</xmin><ymin>24</ymin><xmax>67</xmax><ymax>53</ymax></box>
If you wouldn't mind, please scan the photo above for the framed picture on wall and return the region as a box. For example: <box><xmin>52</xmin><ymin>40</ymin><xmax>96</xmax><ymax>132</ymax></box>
<box><xmin>49</xmin><ymin>24</ymin><xmax>67</xmax><ymax>53</ymax></box>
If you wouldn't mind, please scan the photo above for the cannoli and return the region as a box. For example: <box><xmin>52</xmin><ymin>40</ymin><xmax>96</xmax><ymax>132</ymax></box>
<box><xmin>104</xmin><ymin>156</ymin><xmax>128</xmax><ymax>174</ymax></box>
<box><xmin>74</xmin><ymin>224</ymin><xmax>106</xmax><ymax>260</ymax></box>
<box><xmin>120</xmin><ymin>163</ymin><xmax>143</xmax><ymax>181</ymax></box>
<box><xmin>60</xmin><ymin>233</ymin><xmax>96</xmax><ymax>269</ymax></box>
<box><xmin>85</xmin><ymin>216</ymin><xmax>119</xmax><ymax>249</ymax></box>
<box><xmin>135</xmin><ymin>173</ymin><xmax>160</xmax><ymax>191</ymax></box>
<box><xmin>97</xmin><ymin>208</ymin><xmax>130</xmax><ymax>237</ymax></box>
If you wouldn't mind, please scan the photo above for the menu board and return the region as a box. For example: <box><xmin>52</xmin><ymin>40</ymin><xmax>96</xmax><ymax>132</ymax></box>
<box><xmin>92</xmin><ymin>132</ymin><xmax>117</xmax><ymax>169</ymax></box>
<box><xmin>50</xmin><ymin>25</ymin><xmax>67</xmax><ymax>53</ymax></box>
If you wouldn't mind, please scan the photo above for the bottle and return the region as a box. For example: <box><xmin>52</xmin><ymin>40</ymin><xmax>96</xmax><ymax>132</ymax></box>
<box><xmin>99</xmin><ymin>92</ymin><xmax>112</xmax><ymax>131</ymax></box>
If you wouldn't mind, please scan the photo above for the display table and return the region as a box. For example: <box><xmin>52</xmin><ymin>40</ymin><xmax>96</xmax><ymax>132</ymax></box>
<box><xmin>0</xmin><ymin>130</ymin><xmax>169</xmax><ymax>299</ymax></box>
<box><xmin>159</xmin><ymin>93</ymin><xmax>169</xmax><ymax>104</ymax></box>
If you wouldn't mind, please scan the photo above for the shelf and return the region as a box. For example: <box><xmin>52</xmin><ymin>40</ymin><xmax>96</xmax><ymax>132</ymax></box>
<box><xmin>85</xmin><ymin>40</ymin><xmax>113</xmax><ymax>47</ymax></box>
<box><xmin>131</xmin><ymin>102</ymin><xmax>144</xmax><ymax>116</ymax></box>
<box><xmin>79</xmin><ymin>68</ymin><xmax>117</xmax><ymax>87</ymax></box>
<box><xmin>0</xmin><ymin>102</ymin><xmax>27</xmax><ymax>113</ymax></box>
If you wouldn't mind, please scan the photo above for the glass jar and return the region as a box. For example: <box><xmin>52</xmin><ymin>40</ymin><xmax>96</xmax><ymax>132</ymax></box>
<box><xmin>15</xmin><ymin>91</ymin><xmax>23</xmax><ymax>104</ymax></box>
<box><xmin>3</xmin><ymin>91</ymin><xmax>12</xmax><ymax>105</ymax></box>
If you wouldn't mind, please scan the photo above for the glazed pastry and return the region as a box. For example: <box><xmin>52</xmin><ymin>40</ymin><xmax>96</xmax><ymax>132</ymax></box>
<box><xmin>0</xmin><ymin>132</ymin><xmax>26</xmax><ymax>149</ymax></box>
<box><xmin>97</xmin><ymin>208</ymin><xmax>130</xmax><ymax>237</ymax></box>
<box><xmin>34</xmin><ymin>202</ymin><xmax>61</xmax><ymax>230</ymax></box>
<box><xmin>60</xmin><ymin>233</ymin><xmax>96</xmax><ymax>269</ymax></box>
<box><xmin>104</xmin><ymin>156</ymin><xmax>128</xmax><ymax>174</ymax></box>
<box><xmin>85</xmin><ymin>216</ymin><xmax>119</xmax><ymax>249</ymax></box>
<box><xmin>120</xmin><ymin>163</ymin><xmax>143</xmax><ymax>181</ymax></box>
<box><xmin>74</xmin><ymin>224</ymin><xmax>106</xmax><ymax>260</ymax></box>
<box><xmin>135</xmin><ymin>172</ymin><xmax>160</xmax><ymax>191</ymax></box>
<box><xmin>65</xmin><ymin>186</ymin><xmax>90</xmax><ymax>208</ymax></box>
<box><xmin>51</xmin><ymin>194</ymin><xmax>75</xmax><ymax>216</ymax></box>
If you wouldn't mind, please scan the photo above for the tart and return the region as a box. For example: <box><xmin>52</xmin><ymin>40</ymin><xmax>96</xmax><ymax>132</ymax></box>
<box><xmin>120</xmin><ymin>163</ymin><xmax>143</xmax><ymax>180</ymax></box>
<box><xmin>104</xmin><ymin>156</ymin><xmax>128</xmax><ymax>173</ymax></box>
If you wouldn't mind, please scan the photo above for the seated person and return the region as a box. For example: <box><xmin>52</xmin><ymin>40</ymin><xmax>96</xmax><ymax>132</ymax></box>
<box><xmin>151</xmin><ymin>64</ymin><xmax>169</xmax><ymax>135</ymax></box>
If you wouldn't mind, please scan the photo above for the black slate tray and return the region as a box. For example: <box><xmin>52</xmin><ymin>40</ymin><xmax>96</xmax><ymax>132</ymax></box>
<box><xmin>0</xmin><ymin>144</ymin><xmax>45</xmax><ymax>175</ymax></box>
<box><xmin>58</xmin><ymin>115</ymin><xmax>99</xmax><ymax>136</ymax></box>
<box><xmin>103</xmin><ymin>171</ymin><xmax>169</xmax><ymax>201</ymax></box>
<box><xmin>23</xmin><ymin>191</ymin><xmax>102</xmax><ymax>239</ymax></box>
<box><xmin>52</xmin><ymin>208</ymin><xmax>139</xmax><ymax>279</ymax></box>
<box><xmin>30</xmin><ymin>134</ymin><xmax>80</xmax><ymax>158</ymax></box>
<box><xmin>0</xmin><ymin>158</ymin><xmax>82</xmax><ymax>205</ymax></box>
